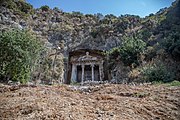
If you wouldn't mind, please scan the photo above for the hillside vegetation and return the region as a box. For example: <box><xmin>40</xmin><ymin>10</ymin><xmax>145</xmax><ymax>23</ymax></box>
<box><xmin>0</xmin><ymin>0</ymin><xmax>179</xmax><ymax>83</ymax></box>
<box><xmin>0</xmin><ymin>1</ymin><xmax>180</xmax><ymax>120</ymax></box>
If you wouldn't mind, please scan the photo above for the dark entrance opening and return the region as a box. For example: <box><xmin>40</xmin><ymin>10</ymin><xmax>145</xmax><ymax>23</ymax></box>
<box><xmin>76</xmin><ymin>65</ymin><xmax>100</xmax><ymax>83</ymax></box>
<box><xmin>94</xmin><ymin>65</ymin><xmax>100</xmax><ymax>81</ymax></box>
<box><xmin>77</xmin><ymin>65</ymin><xmax>82</xmax><ymax>83</ymax></box>
<box><xmin>84</xmin><ymin>65</ymin><xmax>91</xmax><ymax>81</ymax></box>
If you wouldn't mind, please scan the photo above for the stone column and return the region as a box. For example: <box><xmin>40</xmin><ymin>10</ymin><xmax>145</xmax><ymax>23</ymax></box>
<box><xmin>81</xmin><ymin>64</ymin><xmax>85</xmax><ymax>84</ymax></box>
<box><xmin>91</xmin><ymin>64</ymin><xmax>94</xmax><ymax>81</ymax></box>
<box><xmin>71</xmin><ymin>64</ymin><xmax>77</xmax><ymax>82</ymax></box>
<box><xmin>99</xmin><ymin>63</ymin><xmax>104</xmax><ymax>81</ymax></box>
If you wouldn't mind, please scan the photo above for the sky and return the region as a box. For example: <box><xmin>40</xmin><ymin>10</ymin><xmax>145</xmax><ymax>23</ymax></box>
<box><xmin>26</xmin><ymin>0</ymin><xmax>175</xmax><ymax>17</ymax></box>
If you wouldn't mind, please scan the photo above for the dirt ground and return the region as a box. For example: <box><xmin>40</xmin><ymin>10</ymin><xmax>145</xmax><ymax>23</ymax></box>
<box><xmin>0</xmin><ymin>83</ymin><xmax>180</xmax><ymax>120</ymax></box>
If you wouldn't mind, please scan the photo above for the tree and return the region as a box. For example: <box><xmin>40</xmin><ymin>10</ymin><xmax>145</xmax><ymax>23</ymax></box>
<box><xmin>162</xmin><ymin>31</ymin><xmax>180</xmax><ymax>60</ymax></box>
<box><xmin>108</xmin><ymin>36</ymin><xmax>146</xmax><ymax>66</ymax></box>
<box><xmin>119</xmin><ymin>37</ymin><xmax>146</xmax><ymax>66</ymax></box>
<box><xmin>141</xmin><ymin>61</ymin><xmax>175</xmax><ymax>83</ymax></box>
<box><xmin>0</xmin><ymin>29</ymin><xmax>43</xmax><ymax>83</ymax></box>
<box><xmin>40</xmin><ymin>5</ymin><xmax>50</xmax><ymax>11</ymax></box>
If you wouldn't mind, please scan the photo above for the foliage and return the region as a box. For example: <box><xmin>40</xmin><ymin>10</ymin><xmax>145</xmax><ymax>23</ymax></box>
<box><xmin>162</xmin><ymin>31</ymin><xmax>180</xmax><ymax>60</ymax></box>
<box><xmin>95</xmin><ymin>13</ymin><xmax>104</xmax><ymax>20</ymax></box>
<box><xmin>144</xmin><ymin>46</ymin><xmax>157</xmax><ymax>61</ymax></box>
<box><xmin>85</xmin><ymin>14</ymin><xmax>95</xmax><ymax>18</ymax></box>
<box><xmin>120</xmin><ymin>37</ymin><xmax>146</xmax><ymax>65</ymax></box>
<box><xmin>40</xmin><ymin>5</ymin><xmax>50</xmax><ymax>12</ymax></box>
<box><xmin>0</xmin><ymin>0</ymin><xmax>34</xmax><ymax>18</ymax></box>
<box><xmin>16</xmin><ymin>0</ymin><xmax>33</xmax><ymax>14</ymax></box>
<box><xmin>141</xmin><ymin>62</ymin><xmax>175</xmax><ymax>83</ymax></box>
<box><xmin>70</xmin><ymin>81</ymin><xmax>81</xmax><ymax>86</ymax></box>
<box><xmin>32</xmin><ymin>47</ymin><xmax>65</xmax><ymax>84</ymax></box>
<box><xmin>53</xmin><ymin>7</ymin><xmax>60</xmax><ymax>11</ymax></box>
<box><xmin>0</xmin><ymin>0</ymin><xmax>179</xmax><ymax>84</ymax></box>
<box><xmin>0</xmin><ymin>0</ymin><xmax>16</xmax><ymax>9</ymax></box>
<box><xmin>0</xmin><ymin>29</ymin><xmax>43</xmax><ymax>83</ymax></box>
<box><xmin>71</xmin><ymin>11</ymin><xmax>84</xmax><ymax>18</ymax></box>
<box><xmin>90</xmin><ymin>24</ymin><xmax>111</xmax><ymax>38</ymax></box>
<box><xmin>105</xmin><ymin>47</ymin><xmax>120</xmax><ymax>70</ymax></box>
<box><xmin>108</xmin><ymin>37</ymin><xmax>146</xmax><ymax>66</ymax></box>
<box><xmin>167</xmin><ymin>80</ymin><xmax>180</xmax><ymax>86</ymax></box>
<box><xmin>152</xmin><ymin>80</ymin><xmax>180</xmax><ymax>86</ymax></box>
<box><xmin>90</xmin><ymin>28</ymin><xmax>99</xmax><ymax>38</ymax></box>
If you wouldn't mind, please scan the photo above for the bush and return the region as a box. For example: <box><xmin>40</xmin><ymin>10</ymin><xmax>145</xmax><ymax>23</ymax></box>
<box><xmin>141</xmin><ymin>62</ymin><xmax>175</xmax><ymax>83</ymax></box>
<box><xmin>162</xmin><ymin>32</ymin><xmax>180</xmax><ymax>60</ymax></box>
<box><xmin>71</xmin><ymin>11</ymin><xmax>84</xmax><ymax>19</ymax></box>
<box><xmin>167</xmin><ymin>80</ymin><xmax>180</xmax><ymax>86</ymax></box>
<box><xmin>120</xmin><ymin>37</ymin><xmax>146</xmax><ymax>66</ymax></box>
<box><xmin>17</xmin><ymin>1</ymin><xmax>33</xmax><ymax>14</ymax></box>
<box><xmin>0</xmin><ymin>0</ymin><xmax>16</xmax><ymax>9</ymax></box>
<box><xmin>0</xmin><ymin>0</ymin><xmax>34</xmax><ymax>18</ymax></box>
<box><xmin>107</xmin><ymin>37</ymin><xmax>146</xmax><ymax>66</ymax></box>
<box><xmin>0</xmin><ymin>29</ymin><xmax>43</xmax><ymax>83</ymax></box>
<box><xmin>40</xmin><ymin>5</ymin><xmax>50</xmax><ymax>11</ymax></box>
<box><xmin>90</xmin><ymin>29</ymin><xmax>98</xmax><ymax>38</ymax></box>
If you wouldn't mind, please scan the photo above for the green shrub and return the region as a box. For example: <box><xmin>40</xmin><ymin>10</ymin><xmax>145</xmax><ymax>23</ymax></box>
<box><xmin>71</xmin><ymin>11</ymin><xmax>83</xmax><ymax>18</ymax></box>
<box><xmin>141</xmin><ymin>62</ymin><xmax>175</xmax><ymax>83</ymax></box>
<box><xmin>107</xmin><ymin>37</ymin><xmax>146</xmax><ymax>66</ymax></box>
<box><xmin>0</xmin><ymin>29</ymin><xmax>43</xmax><ymax>83</ymax></box>
<box><xmin>162</xmin><ymin>31</ymin><xmax>180</xmax><ymax>60</ymax></box>
<box><xmin>40</xmin><ymin>5</ymin><xmax>50</xmax><ymax>11</ymax></box>
<box><xmin>17</xmin><ymin>1</ymin><xmax>33</xmax><ymax>14</ymax></box>
<box><xmin>167</xmin><ymin>80</ymin><xmax>180</xmax><ymax>86</ymax></box>
<box><xmin>0</xmin><ymin>0</ymin><xmax>16</xmax><ymax>9</ymax></box>
<box><xmin>0</xmin><ymin>0</ymin><xmax>34</xmax><ymax>19</ymax></box>
<box><xmin>90</xmin><ymin>29</ymin><xmax>98</xmax><ymax>38</ymax></box>
<box><xmin>53</xmin><ymin>7</ymin><xmax>59</xmax><ymax>11</ymax></box>
<box><xmin>120</xmin><ymin>37</ymin><xmax>146</xmax><ymax>66</ymax></box>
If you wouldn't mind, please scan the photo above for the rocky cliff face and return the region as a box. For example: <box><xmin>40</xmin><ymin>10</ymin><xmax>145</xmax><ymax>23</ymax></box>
<box><xmin>0</xmin><ymin>1</ymin><xmax>150</xmax><ymax>53</ymax></box>
<box><xmin>1</xmin><ymin>1</ymin><xmax>179</xmax><ymax>52</ymax></box>
<box><xmin>0</xmin><ymin>0</ymin><xmax>179</xmax><ymax>83</ymax></box>
<box><xmin>1</xmin><ymin>0</ymin><xmax>178</xmax><ymax>53</ymax></box>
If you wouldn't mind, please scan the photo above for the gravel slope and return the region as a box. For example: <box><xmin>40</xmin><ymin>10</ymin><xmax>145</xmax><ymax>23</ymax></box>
<box><xmin>0</xmin><ymin>84</ymin><xmax>180</xmax><ymax>120</ymax></box>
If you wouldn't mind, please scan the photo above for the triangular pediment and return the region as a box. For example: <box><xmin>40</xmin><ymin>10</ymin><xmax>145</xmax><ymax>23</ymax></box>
<box><xmin>78</xmin><ymin>52</ymin><xmax>98</xmax><ymax>61</ymax></box>
<box><xmin>70</xmin><ymin>52</ymin><xmax>103</xmax><ymax>63</ymax></box>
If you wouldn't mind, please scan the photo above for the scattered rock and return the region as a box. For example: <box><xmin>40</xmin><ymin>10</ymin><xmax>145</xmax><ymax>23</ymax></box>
<box><xmin>0</xmin><ymin>84</ymin><xmax>179</xmax><ymax>119</ymax></box>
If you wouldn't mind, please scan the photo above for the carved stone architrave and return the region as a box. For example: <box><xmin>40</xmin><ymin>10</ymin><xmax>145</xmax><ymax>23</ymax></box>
<box><xmin>71</xmin><ymin>52</ymin><xmax>101</xmax><ymax>64</ymax></box>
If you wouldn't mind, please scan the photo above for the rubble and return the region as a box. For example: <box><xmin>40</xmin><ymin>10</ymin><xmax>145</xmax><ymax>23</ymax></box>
<box><xmin>0</xmin><ymin>84</ymin><xmax>179</xmax><ymax>119</ymax></box>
